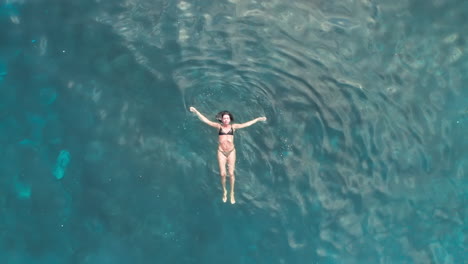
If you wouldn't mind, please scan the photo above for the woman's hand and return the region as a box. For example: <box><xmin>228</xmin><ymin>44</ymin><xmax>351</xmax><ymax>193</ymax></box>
<box><xmin>189</xmin><ymin>107</ymin><xmax>197</xmax><ymax>113</ymax></box>
<box><xmin>257</xmin><ymin>117</ymin><xmax>267</xmax><ymax>122</ymax></box>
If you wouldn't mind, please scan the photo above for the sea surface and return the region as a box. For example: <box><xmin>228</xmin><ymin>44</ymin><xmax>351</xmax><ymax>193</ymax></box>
<box><xmin>0</xmin><ymin>0</ymin><xmax>466</xmax><ymax>263</ymax></box>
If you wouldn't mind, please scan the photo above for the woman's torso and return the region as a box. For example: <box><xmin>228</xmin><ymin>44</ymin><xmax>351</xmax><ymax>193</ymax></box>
<box><xmin>218</xmin><ymin>125</ymin><xmax>234</xmax><ymax>151</ymax></box>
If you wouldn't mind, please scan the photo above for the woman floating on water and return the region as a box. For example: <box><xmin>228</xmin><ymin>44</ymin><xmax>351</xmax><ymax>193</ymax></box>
<box><xmin>190</xmin><ymin>107</ymin><xmax>267</xmax><ymax>204</ymax></box>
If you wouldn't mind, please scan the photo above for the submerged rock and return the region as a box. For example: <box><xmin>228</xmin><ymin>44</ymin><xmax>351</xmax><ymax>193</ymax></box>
<box><xmin>15</xmin><ymin>180</ymin><xmax>31</xmax><ymax>200</ymax></box>
<box><xmin>54</xmin><ymin>150</ymin><xmax>71</xmax><ymax>180</ymax></box>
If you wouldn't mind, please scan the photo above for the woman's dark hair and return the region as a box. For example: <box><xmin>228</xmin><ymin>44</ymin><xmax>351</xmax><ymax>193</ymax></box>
<box><xmin>216</xmin><ymin>111</ymin><xmax>234</xmax><ymax>123</ymax></box>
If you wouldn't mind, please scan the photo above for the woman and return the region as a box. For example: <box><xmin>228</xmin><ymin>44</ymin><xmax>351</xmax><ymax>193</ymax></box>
<box><xmin>190</xmin><ymin>107</ymin><xmax>267</xmax><ymax>204</ymax></box>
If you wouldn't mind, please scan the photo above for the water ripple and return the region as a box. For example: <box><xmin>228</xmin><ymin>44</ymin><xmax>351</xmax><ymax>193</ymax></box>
<box><xmin>92</xmin><ymin>0</ymin><xmax>467</xmax><ymax>262</ymax></box>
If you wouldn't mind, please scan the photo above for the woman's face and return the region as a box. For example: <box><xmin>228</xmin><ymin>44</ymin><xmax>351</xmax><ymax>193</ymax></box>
<box><xmin>222</xmin><ymin>114</ymin><xmax>231</xmax><ymax>125</ymax></box>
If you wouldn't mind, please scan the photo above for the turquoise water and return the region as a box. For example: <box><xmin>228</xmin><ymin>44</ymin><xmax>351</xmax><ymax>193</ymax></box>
<box><xmin>1</xmin><ymin>0</ymin><xmax>467</xmax><ymax>263</ymax></box>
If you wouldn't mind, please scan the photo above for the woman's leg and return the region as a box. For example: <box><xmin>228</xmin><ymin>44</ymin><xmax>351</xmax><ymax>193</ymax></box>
<box><xmin>217</xmin><ymin>151</ymin><xmax>228</xmax><ymax>202</ymax></box>
<box><xmin>227</xmin><ymin>149</ymin><xmax>236</xmax><ymax>204</ymax></box>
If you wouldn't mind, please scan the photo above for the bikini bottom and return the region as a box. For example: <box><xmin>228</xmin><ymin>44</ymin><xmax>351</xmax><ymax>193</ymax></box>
<box><xmin>218</xmin><ymin>147</ymin><xmax>235</xmax><ymax>158</ymax></box>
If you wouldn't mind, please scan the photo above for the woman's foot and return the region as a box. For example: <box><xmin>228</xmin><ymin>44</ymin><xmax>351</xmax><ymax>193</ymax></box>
<box><xmin>230</xmin><ymin>192</ymin><xmax>236</xmax><ymax>204</ymax></box>
<box><xmin>222</xmin><ymin>190</ymin><xmax>227</xmax><ymax>203</ymax></box>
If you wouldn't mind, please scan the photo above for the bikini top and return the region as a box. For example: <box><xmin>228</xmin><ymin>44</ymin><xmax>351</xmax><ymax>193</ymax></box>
<box><xmin>218</xmin><ymin>125</ymin><xmax>234</xmax><ymax>135</ymax></box>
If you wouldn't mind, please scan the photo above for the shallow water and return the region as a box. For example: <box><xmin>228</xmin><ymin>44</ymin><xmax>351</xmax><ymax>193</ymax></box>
<box><xmin>0</xmin><ymin>0</ymin><xmax>466</xmax><ymax>263</ymax></box>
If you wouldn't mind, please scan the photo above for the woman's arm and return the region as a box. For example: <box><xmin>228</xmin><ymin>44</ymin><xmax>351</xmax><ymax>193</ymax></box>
<box><xmin>190</xmin><ymin>107</ymin><xmax>220</xmax><ymax>128</ymax></box>
<box><xmin>232</xmin><ymin>117</ymin><xmax>267</xmax><ymax>129</ymax></box>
